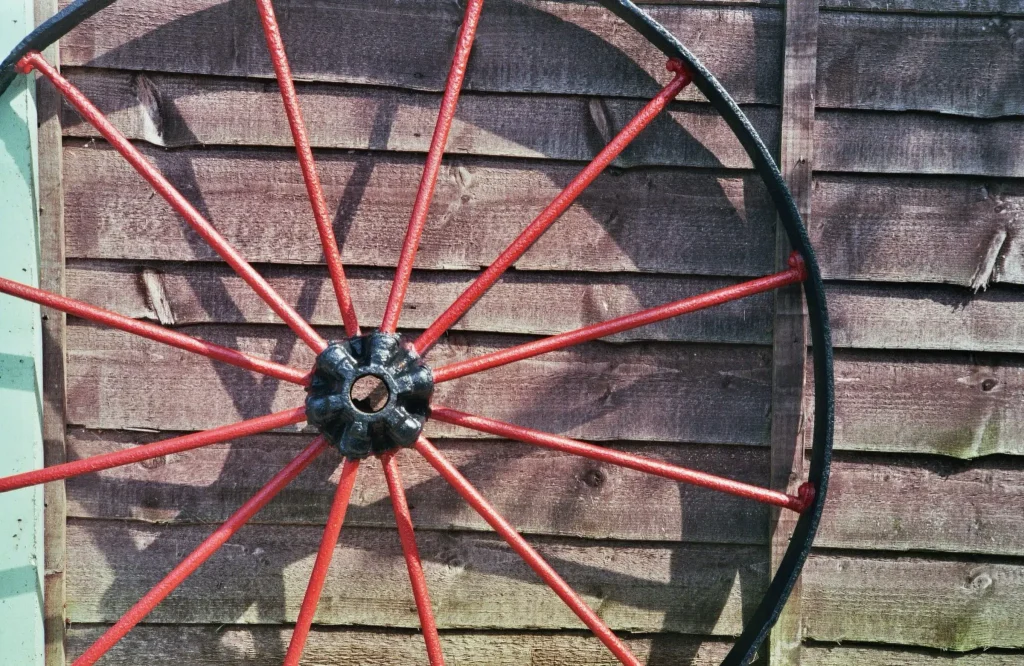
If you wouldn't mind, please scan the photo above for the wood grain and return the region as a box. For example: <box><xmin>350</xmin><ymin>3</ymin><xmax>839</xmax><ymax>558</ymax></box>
<box><xmin>46</xmin><ymin>0</ymin><xmax>1024</xmax><ymax>661</ymax></box>
<box><xmin>64</xmin><ymin>625</ymin><xmax>733</xmax><ymax>665</ymax></box>
<box><xmin>817</xmin><ymin>454</ymin><xmax>1024</xmax><ymax>556</ymax></box>
<box><xmin>58</xmin><ymin>0</ymin><xmax>782</xmax><ymax>105</ymax></box>
<box><xmin>63</xmin><ymin>522</ymin><xmax>1024</xmax><ymax>651</ymax></box>
<box><xmin>56</xmin><ymin>1</ymin><xmax>1024</xmax><ymax>116</ymax></box>
<box><xmin>65</xmin><ymin>519</ymin><xmax>766</xmax><ymax>636</ymax></box>
<box><xmin>770</xmin><ymin>0</ymin><xmax>817</xmax><ymax>660</ymax></box>
<box><xmin>62</xmin><ymin>144</ymin><xmax>1024</xmax><ymax>286</ymax></box>
<box><xmin>67</xmin><ymin>326</ymin><xmax>1024</xmax><ymax>459</ymax></box>
<box><xmin>36</xmin><ymin>0</ymin><xmax>67</xmax><ymax>662</ymax></box>
<box><xmin>817</xmin><ymin>12</ymin><xmax>1024</xmax><ymax>117</ymax></box>
<box><xmin>63</xmin><ymin>431</ymin><xmax>771</xmax><ymax>545</ymax></box>
<box><xmin>58</xmin><ymin>69</ymin><xmax>1024</xmax><ymax>177</ymax></box>
<box><xmin>65</xmin><ymin>260</ymin><xmax>776</xmax><ymax>345</ymax></box>
<box><xmin>816</xmin><ymin>110</ymin><xmax>1024</xmax><ymax>177</ymax></box>
<box><xmin>808</xmin><ymin>349</ymin><xmax>1024</xmax><ymax>458</ymax></box>
<box><xmin>58</xmin><ymin>69</ymin><xmax>777</xmax><ymax>169</ymax></box>
<box><xmin>804</xmin><ymin>553</ymin><xmax>1024</xmax><ymax>650</ymax></box>
<box><xmin>64</xmin><ymin>429</ymin><xmax>1024</xmax><ymax>556</ymax></box>
<box><xmin>805</xmin><ymin>644</ymin><xmax>1024</xmax><ymax>666</ymax></box>
<box><xmin>812</xmin><ymin>174</ymin><xmax>1024</xmax><ymax>288</ymax></box>
<box><xmin>62</xmin><ymin>142</ymin><xmax>777</xmax><ymax>275</ymax></box>
<box><xmin>821</xmin><ymin>0</ymin><xmax>1024</xmax><ymax>14</ymax></box>
<box><xmin>828</xmin><ymin>282</ymin><xmax>1024</xmax><ymax>354</ymax></box>
<box><xmin>65</xmin><ymin>322</ymin><xmax>773</xmax><ymax>445</ymax></box>
<box><xmin>65</xmin><ymin>260</ymin><xmax>1024</xmax><ymax>353</ymax></box>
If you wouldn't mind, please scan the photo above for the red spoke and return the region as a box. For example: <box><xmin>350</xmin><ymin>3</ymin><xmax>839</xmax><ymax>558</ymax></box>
<box><xmin>413</xmin><ymin>61</ymin><xmax>693</xmax><ymax>354</ymax></box>
<box><xmin>0</xmin><ymin>407</ymin><xmax>307</xmax><ymax>494</ymax></box>
<box><xmin>17</xmin><ymin>52</ymin><xmax>328</xmax><ymax>352</ymax></box>
<box><xmin>254</xmin><ymin>0</ymin><xmax>360</xmax><ymax>338</ymax></box>
<box><xmin>431</xmin><ymin>407</ymin><xmax>815</xmax><ymax>513</ymax></box>
<box><xmin>433</xmin><ymin>254</ymin><xmax>807</xmax><ymax>383</ymax></box>
<box><xmin>414</xmin><ymin>437</ymin><xmax>641</xmax><ymax>666</ymax></box>
<box><xmin>0</xmin><ymin>275</ymin><xmax>308</xmax><ymax>385</ymax></box>
<box><xmin>382</xmin><ymin>452</ymin><xmax>445</xmax><ymax>665</ymax></box>
<box><xmin>379</xmin><ymin>0</ymin><xmax>485</xmax><ymax>333</ymax></box>
<box><xmin>285</xmin><ymin>457</ymin><xmax>361</xmax><ymax>666</ymax></box>
<box><xmin>72</xmin><ymin>437</ymin><xmax>329</xmax><ymax>666</ymax></box>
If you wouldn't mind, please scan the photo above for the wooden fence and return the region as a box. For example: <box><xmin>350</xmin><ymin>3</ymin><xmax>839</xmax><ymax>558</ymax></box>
<box><xmin>37</xmin><ymin>0</ymin><xmax>1024</xmax><ymax>663</ymax></box>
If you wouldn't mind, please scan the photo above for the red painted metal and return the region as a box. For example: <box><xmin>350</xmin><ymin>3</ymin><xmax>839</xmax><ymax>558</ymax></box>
<box><xmin>414</xmin><ymin>437</ymin><xmax>641</xmax><ymax>666</ymax></box>
<box><xmin>72</xmin><ymin>437</ymin><xmax>329</xmax><ymax>665</ymax></box>
<box><xmin>285</xmin><ymin>458</ymin><xmax>361</xmax><ymax>666</ymax></box>
<box><xmin>431</xmin><ymin>407</ymin><xmax>815</xmax><ymax>512</ymax></box>
<box><xmin>413</xmin><ymin>61</ymin><xmax>693</xmax><ymax>354</ymax></box>
<box><xmin>433</xmin><ymin>254</ymin><xmax>807</xmax><ymax>383</ymax></box>
<box><xmin>17</xmin><ymin>51</ymin><xmax>328</xmax><ymax>353</ymax></box>
<box><xmin>382</xmin><ymin>452</ymin><xmax>445</xmax><ymax>665</ymax></box>
<box><xmin>254</xmin><ymin>0</ymin><xmax>360</xmax><ymax>338</ymax></box>
<box><xmin>0</xmin><ymin>275</ymin><xmax>308</xmax><ymax>385</ymax></box>
<box><xmin>0</xmin><ymin>407</ymin><xmax>307</xmax><ymax>494</ymax></box>
<box><xmin>380</xmin><ymin>0</ymin><xmax>485</xmax><ymax>333</ymax></box>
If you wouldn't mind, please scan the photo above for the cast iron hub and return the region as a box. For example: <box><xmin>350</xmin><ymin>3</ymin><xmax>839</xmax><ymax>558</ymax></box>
<box><xmin>305</xmin><ymin>332</ymin><xmax>433</xmax><ymax>459</ymax></box>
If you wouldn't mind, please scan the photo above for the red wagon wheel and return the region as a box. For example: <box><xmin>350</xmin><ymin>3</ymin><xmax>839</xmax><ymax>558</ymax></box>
<box><xmin>0</xmin><ymin>1</ymin><xmax>834</xmax><ymax>664</ymax></box>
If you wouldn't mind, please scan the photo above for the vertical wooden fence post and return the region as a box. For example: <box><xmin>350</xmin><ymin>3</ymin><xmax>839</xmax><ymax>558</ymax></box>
<box><xmin>33</xmin><ymin>0</ymin><xmax>67</xmax><ymax>664</ymax></box>
<box><xmin>770</xmin><ymin>0</ymin><xmax>818</xmax><ymax>664</ymax></box>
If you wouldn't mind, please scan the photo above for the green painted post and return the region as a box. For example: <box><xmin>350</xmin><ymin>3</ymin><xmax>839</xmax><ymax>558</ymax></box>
<box><xmin>0</xmin><ymin>1</ymin><xmax>46</xmax><ymax>664</ymax></box>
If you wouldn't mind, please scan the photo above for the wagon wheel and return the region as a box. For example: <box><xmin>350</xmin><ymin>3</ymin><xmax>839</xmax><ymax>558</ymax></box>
<box><xmin>0</xmin><ymin>0</ymin><xmax>834</xmax><ymax>664</ymax></box>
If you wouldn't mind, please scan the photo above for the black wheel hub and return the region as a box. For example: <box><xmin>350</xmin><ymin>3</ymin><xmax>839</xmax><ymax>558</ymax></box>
<box><xmin>305</xmin><ymin>332</ymin><xmax>433</xmax><ymax>459</ymax></box>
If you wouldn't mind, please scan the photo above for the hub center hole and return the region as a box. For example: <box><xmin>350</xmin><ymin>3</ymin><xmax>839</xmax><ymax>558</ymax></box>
<box><xmin>351</xmin><ymin>374</ymin><xmax>390</xmax><ymax>413</ymax></box>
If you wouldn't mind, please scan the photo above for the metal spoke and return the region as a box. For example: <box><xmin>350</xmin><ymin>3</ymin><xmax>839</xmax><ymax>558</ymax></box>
<box><xmin>432</xmin><ymin>255</ymin><xmax>806</xmax><ymax>383</ymax></box>
<box><xmin>16</xmin><ymin>51</ymin><xmax>328</xmax><ymax>352</ymax></box>
<box><xmin>72</xmin><ymin>437</ymin><xmax>329</xmax><ymax>665</ymax></box>
<box><xmin>0</xmin><ymin>275</ymin><xmax>308</xmax><ymax>385</ymax></box>
<box><xmin>382</xmin><ymin>451</ymin><xmax>445</xmax><ymax>665</ymax></box>
<box><xmin>285</xmin><ymin>458</ymin><xmax>361</xmax><ymax>666</ymax></box>
<box><xmin>0</xmin><ymin>407</ymin><xmax>307</xmax><ymax>494</ymax></box>
<box><xmin>431</xmin><ymin>407</ymin><xmax>815</xmax><ymax>512</ymax></box>
<box><xmin>254</xmin><ymin>0</ymin><xmax>360</xmax><ymax>337</ymax></box>
<box><xmin>379</xmin><ymin>0</ymin><xmax>485</xmax><ymax>333</ymax></box>
<box><xmin>414</xmin><ymin>437</ymin><xmax>641</xmax><ymax>666</ymax></box>
<box><xmin>413</xmin><ymin>61</ymin><xmax>692</xmax><ymax>355</ymax></box>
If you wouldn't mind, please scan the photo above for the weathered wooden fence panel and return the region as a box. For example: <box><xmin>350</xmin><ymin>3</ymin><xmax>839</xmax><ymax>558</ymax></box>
<box><xmin>47</xmin><ymin>0</ymin><xmax>1024</xmax><ymax>664</ymax></box>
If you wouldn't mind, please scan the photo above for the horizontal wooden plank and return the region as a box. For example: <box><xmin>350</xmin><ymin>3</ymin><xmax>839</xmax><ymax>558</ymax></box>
<box><xmin>805</xmin><ymin>644</ymin><xmax>1024</xmax><ymax>666</ymax></box>
<box><xmin>65</xmin><ymin>260</ymin><xmax>776</xmax><ymax>345</ymax></box>
<box><xmin>60</xmin><ymin>71</ymin><xmax>1024</xmax><ymax>182</ymax></box>
<box><xmin>63</xmin><ymin>144</ymin><xmax>1024</xmax><ymax>286</ymax></box>
<box><xmin>58</xmin><ymin>0</ymin><xmax>782</xmax><ymax>105</ymax></box>
<box><xmin>804</xmin><ymin>553</ymin><xmax>1024</xmax><ymax>650</ymax></box>
<box><xmin>821</xmin><ymin>0</ymin><xmax>1024</xmax><ymax>14</ymax></box>
<box><xmin>64</xmin><ymin>431</ymin><xmax>770</xmax><ymax>545</ymax></box>
<box><xmin>65</xmin><ymin>428</ymin><xmax>1024</xmax><ymax>556</ymax></box>
<box><xmin>60</xmin><ymin>69</ymin><xmax>777</xmax><ymax>170</ymax></box>
<box><xmin>817</xmin><ymin>12</ymin><xmax>1024</xmax><ymax>117</ymax></box>
<box><xmin>57</xmin><ymin>1</ymin><xmax>1023</xmax><ymax>115</ymax></box>
<box><xmin>807</xmin><ymin>349</ymin><xmax>1024</xmax><ymax>458</ymax></box>
<box><xmin>827</xmin><ymin>282</ymin><xmax>1024</xmax><ymax>354</ymax></box>
<box><xmin>66</xmin><ymin>520</ymin><xmax>766</xmax><ymax>635</ymax></box>
<box><xmin>815</xmin><ymin>110</ymin><xmax>1024</xmax><ymax>178</ymax></box>
<box><xmin>66</xmin><ymin>322</ymin><xmax>773</xmax><ymax>445</ymax></box>
<box><xmin>66</xmin><ymin>624</ymin><xmax>733</xmax><ymax>666</ymax></box>
<box><xmin>66</xmin><ymin>523</ymin><xmax>1024</xmax><ymax>650</ymax></box>
<box><xmin>812</xmin><ymin>174</ymin><xmax>1024</xmax><ymax>288</ymax></box>
<box><xmin>66</xmin><ymin>322</ymin><xmax>1024</xmax><ymax>458</ymax></box>
<box><xmin>61</xmin><ymin>141</ymin><xmax>777</xmax><ymax>275</ymax></box>
<box><xmin>64</xmin><ymin>259</ymin><xmax>1024</xmax><ymax>354</ymax></box>
<box><xmin>818</xmin><ymin>454</ymin><xmax>1024</xmax><ymax>556</ymax></box>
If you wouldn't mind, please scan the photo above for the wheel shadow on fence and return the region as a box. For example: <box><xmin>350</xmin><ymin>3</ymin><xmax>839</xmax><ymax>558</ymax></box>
<box><xmin>58</xmin><ymin>1</ymin><xmax>790</xmax><ymax>663</ymax></box>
